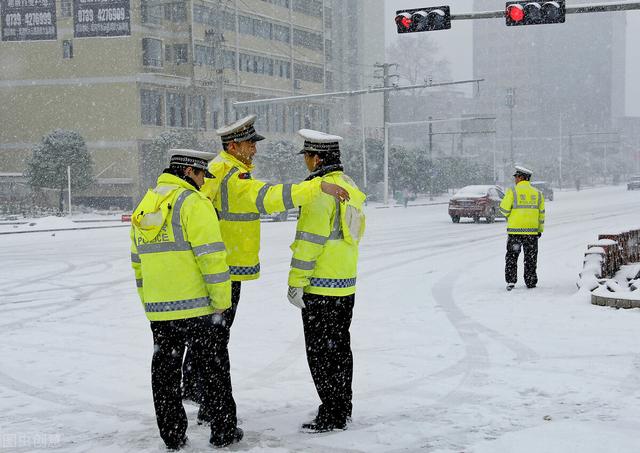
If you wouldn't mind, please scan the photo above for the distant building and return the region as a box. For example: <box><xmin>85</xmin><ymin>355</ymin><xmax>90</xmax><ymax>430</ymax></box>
<box><xmin>0</xmin><ymin>0</ymin><xmax>383</xmax><ymax>208</ymax></box>
<box><xmin>472</xmin><ymin>0</ymin><xmax>626</xmax><ymax>183</ymax></box>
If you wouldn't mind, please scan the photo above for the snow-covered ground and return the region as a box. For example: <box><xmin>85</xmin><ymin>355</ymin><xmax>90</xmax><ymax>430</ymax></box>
<box><xmin>1</xmin><ymin>186</ymin><xmax>640</xmax><ymax>453</ymax></box>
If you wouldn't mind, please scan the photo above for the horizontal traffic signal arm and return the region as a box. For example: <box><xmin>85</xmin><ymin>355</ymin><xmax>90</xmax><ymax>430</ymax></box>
<box><xmin>394</xmin><ymin>2</ymin><xmax>640</xmax><ymax>30</ymax></box>
<box><xmin>395</xmin><ymin>6</ymin><xmax>451</xmax><ymax>33</ymax></box>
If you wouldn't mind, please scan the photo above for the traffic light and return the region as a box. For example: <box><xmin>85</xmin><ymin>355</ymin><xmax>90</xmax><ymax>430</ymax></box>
<box><xmin>506</xmin><ymin>1</ymin><xmax>565</xmax><ymax>26</ymax></box>
<box><xmin>395</xmin><ymin>6</ymin><xmax>451</xmax><ymax>33</ymax></box>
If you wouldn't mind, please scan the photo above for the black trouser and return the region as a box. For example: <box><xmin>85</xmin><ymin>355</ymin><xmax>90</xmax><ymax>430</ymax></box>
<box><xmin>182</xmin><ymin>282</ymin><xmax>240</xmax><ymax>423</ymax></box>
<box><xmin>150</xmin><ymin>315</ymin><xmax>233</xmax><ymax>448</ymax></box>
<box><xmin>301</xmin><ymin>293</ymin><xmax>355</xmax><ymax>426</ymax></box>
<box><xmin>505</xmin><ymin>234</ymin><xmax>539</xmax><ymax>287</ymax></box>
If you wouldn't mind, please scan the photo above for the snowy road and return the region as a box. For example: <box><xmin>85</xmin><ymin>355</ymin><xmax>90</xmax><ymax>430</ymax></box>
<box><xmin>1</xmin><ymin>186</ymin><xmax>640</xmax><ymax>453</ymax></box>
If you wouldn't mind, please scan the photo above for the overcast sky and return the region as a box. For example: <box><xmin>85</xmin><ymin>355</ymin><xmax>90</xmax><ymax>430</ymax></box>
<box><xmin>384</xmin><ymin>0</ymin><xmax>640</xmax><ymax>117</ymax></box>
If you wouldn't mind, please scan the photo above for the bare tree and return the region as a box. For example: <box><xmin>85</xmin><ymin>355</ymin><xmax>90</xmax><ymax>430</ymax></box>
<box><xmin>386</xmin><ymin>35</ymin><xmax>451</xmax><ymax>85</ymax></box>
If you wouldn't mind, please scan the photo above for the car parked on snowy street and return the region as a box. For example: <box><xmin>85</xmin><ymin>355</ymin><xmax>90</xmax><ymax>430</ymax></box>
<box><xmin>628</xmin><ymin>175</ymin><xmax>640</xmax><ymax>190</ymax></box>
<box><xmin>531</xmin><ymin>181</ymin><xmax>554</xmax><ymax>201</ymax></box>
<box><xmin>448</xmin><ymin>185</ymin><xmax>505</xmax><ymax>223</ymax></box>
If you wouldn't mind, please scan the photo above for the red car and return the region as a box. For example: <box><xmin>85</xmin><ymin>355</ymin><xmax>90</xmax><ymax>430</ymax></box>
<box><xmin>448</xmin><ymin>185</ymin><xmax>505</xmax><ymax>223</ymax></box>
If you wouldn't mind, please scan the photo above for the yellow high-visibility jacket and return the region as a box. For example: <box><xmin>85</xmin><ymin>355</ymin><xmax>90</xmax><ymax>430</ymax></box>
<box><xmin>130</xmin><ymin>173</ymin><xmax>231</xmax><ymax>321</ymax></box>
<box><xmin>288</xmin><ymin>171</ymin><xmax>366</xmax><ymax>297</ymax></box>
<box><xmin>201</xmin><ymin>151</ymin><xmax>323</xmax><ymax>281</ymax></box>
<box><xmin>499</xmin><ymin>180</ymin><xmax>545</xmax><ymax>235</ymax></box>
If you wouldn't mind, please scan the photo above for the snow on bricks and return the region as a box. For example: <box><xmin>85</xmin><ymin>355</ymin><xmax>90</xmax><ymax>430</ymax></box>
<box><xmin>577</xmin><ymin>229</ymin><xmax>640</xmax><ymax>308</ymax></box>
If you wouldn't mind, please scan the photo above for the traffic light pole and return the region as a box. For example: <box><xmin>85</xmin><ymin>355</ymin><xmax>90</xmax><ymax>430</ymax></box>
<box><xmin>449</xmin><ymin>1</ymin><xmax>640</xmax><ymax>21</ymax></box>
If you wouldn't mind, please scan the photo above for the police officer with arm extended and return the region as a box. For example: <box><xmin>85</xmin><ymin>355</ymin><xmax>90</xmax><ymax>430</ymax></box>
<box><xmin>287</xmin><ymin>129</ymin><xmax>366</xmax><ymax>432</ymax></box>
<box><xmin>499</xmin><ymin>165</ymin><xmax>545</xmax><ymax>291</ymax></box>
<box><xmin>130</xmin><ymin>149</ymin><xmax>243</xmax><ymax>449</ymax></box>
<box><xmin>184</xmin><ymin>115</ymin><xmax>349</xmax><ymax>423</ymax></box>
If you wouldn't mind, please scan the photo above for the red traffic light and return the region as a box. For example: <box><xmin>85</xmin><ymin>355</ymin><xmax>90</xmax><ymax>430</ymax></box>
<box><xmin>507</xmin><ymin>4</ymin><xmax>525</xmax><ymax>22</ymax></box>
<box><xmin>395</xmin><ymin>13</ymin><xmax>412</xmax><ymax>32</ymax></box>
<box><xmin>395</xmin><ymin>6</ymin><xmax>451</xmax><ymax>34</ymax></box>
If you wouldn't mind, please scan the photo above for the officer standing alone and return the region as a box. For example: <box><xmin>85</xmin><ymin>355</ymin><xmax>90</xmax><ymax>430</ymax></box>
<box><xmin>287</xmin><ymin>130</ymin><xmax>366</xmax><ymax>432</ymax></box>
<box><xmin>499</xmin><ymin>166</ymin><xmax>545</xmax><ymax>291</ymax></box>
<box><xmin>130</xmin><ymin>149</ymin><xmax>243</xmax><ymax>449</ymax></box>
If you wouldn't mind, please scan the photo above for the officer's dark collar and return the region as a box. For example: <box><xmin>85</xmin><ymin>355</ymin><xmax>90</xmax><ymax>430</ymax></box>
<box><xmin>305</xmin><ymin>164</ymin><xmax>343</xmax><ymax>181</ymax></box>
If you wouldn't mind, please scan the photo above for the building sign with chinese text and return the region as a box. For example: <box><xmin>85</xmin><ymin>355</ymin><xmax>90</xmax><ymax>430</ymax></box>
<box><xmin>1</xmin><ymin>0</ymin><xmax>57</xmax><ymax>41</ymax></box>
<box><xmin>73</xmin><ymin>0</ymin><xmax>130</xmax><ymax>38</ymax></box>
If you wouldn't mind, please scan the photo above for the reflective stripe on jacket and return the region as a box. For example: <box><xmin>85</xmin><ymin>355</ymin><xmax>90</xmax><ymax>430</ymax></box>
<box><xmin>288</xmin><ymin>171</ymin><xmax>366</xmax><ymax>297</ymax></box>
<box><xmin>200</xmin><ymin>151</ymin><xmax>322</xmax><ymax>281</ymax></box>
<box><xmin>499</xmin><ymin>180</ymin><xmax>545</xmax><ymax>235</ymax></box>
<box><xmin>130</xmin><ymin>173</ymin><xmax>231</xmax><ymax>322</ymax></box>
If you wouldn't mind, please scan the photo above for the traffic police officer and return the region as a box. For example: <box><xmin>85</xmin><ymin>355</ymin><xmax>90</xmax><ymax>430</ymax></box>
<box><xmin>499</xmin><ymin>165</ymin><xmax>545</xmax><ymax>291</ymax></box>
<box><xmin>287</xmin><ymin>129</ymin><xmax>366</xmax><ymax>432</ymax></box>
<box><xmin>130</xmin><ymin>149</ymin><xmax>243</xmax><ymax>449</ymax></box>
<box><xmin>185</xmin><ymin>115</ymin><xmax>349</xmax><ymax>423</ymax></box>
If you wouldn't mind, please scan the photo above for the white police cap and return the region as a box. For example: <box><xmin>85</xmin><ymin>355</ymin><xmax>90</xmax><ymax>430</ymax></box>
<box><xmin>297</xmin><ymin>129</ymin><xmax>343</xmax><ymax>154</ymax></box>
<box><xmin>215</xmin><ymin>114</ymin><xmax>266</xmax><ymax>144</ymax></box>
<box><xmin>513</xmin><ymin>165</ymin><xmax>533</xmax><ymax>177</ymax></box>
<box><xmin>169</xmin><ymin>149</ymin><xmax>215</xmax><ymax>177</ymax></box>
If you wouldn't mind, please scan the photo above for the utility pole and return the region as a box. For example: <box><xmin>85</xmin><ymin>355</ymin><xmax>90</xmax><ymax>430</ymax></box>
<box><xmin>559</xmin><ymin>117</ymin><xmax>563</xmax><ymax>190</ymax></box>
<box><xmin>374</xmin><ymin>62</ymin><xmax>398</xmax><ymax>205</ymax></box>
<box><xmin>428</xmin><ymin>115</ymin><xmax>433</xmax><ymax>158</ymax></box>
<box><xmin>505</xmin><ymin>87</ymin><xmax>516</xmax><ymax>166</ymax></box>
<box><xmin>360</xmin><ymin>93</ymin><xmax>367</xmax><ymax>191</ymax></box>
<box><xmin>67</xmin><ymin>166</ymin><xmax>72</xmax><ymax>216</ymax></box>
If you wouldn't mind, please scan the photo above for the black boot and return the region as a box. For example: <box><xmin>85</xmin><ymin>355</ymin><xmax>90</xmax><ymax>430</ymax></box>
<box><xmin>210</xmin><ymin>427</ymin><xmax>243</xmax><ymax>447</ymax></box>
<box><xmin>301</xmin><ymin>419</ymin><xmax>347</xmax><ymax>433</ymax></box>
<box><xmin>166</xmin><ymin>435</ymin><xmax>188</xmax><ymax>451</ymax></box>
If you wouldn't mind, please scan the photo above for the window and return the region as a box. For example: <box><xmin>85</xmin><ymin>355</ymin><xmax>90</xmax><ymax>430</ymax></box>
<box><xmin>141</xmin><ymin>0</ymin><xmax>162</xmax><ymax>24</ymax></box>
<box><xmin>294</xmin><ymin>63</ymin><xmax>323</xmax><ymax>83</ymax></box>
<box><xmin>165</xmin><ymin>45</ymin><xmax>172</xmax><ymax>62</ymax></box>
<box><xmin>167</xmin><ymin>93</ymin><xmax>186</xmax><ymax>127</ymax></box>
<box><xmin>195</xmin><ymin>45</ymin><xmax>215</xmax><ymax>66</ymax></box>
<box><xmin>325</xmin><ymin>71</ymin><xmax>333</xmax><ymax>90</ymax></box>
<box><xmin>61</xmin><ymin>0</ymin><xmax>72</xmax><ymax>17</ymax></box>
<box><xmin>273</xmin><ymin>23</ymin><xmax>290</xmax><ymax>43</ymax></box>
<box><xmin>238</xmin><ymin>15</ymin><xmax>252</xmax><ymax>34</ymax></box>
<box><xmin>324</xmin><ymin>7</ymin><xmax>332</xmax><ymax>28</ymax></box>
<box><xmin>209</xmin><ymin>98</ymin><xmax>220</xmax><ymax>129</ymax></box>
<box><xmin>255</xmin><ymin>20</ymin><xmax>272</xmax><ymax>39</ymax></box>
<box><xmin>223</xmin><ymin>50</ymin><xmax>236</xmax><ymax>69</ymax></box>
<box><xmin>324</xmin><ymin>39</ymin><xmax>332</xmax><ymax>61</ymax></box>
<box><xmin>142</xmin><ymin>38</ymin><xmax>162</xmax><ymax>67</ymax></box>
<box><xmin>260</xmin><ymin>0</ymin><xmax>289</xmax><ymax>8</ymax></box>
<box><xmin>223</xmin><ymin>11</ymin><xmax>236</xmax><ymax>31</ymax></box>
<box><xmin>141</xmin><ymin>90</ymin><xmax>163</xmax><ymax>126</ymax></box>
<box><xmin>188</xmin><ymin>95</ymin><xmax>206</xmax><ymax>130</ymax></box>
<box><xmin>274</xmin><ymin>59</ymin><xmax>291</xmax><ymax>79</ymax></box>
<box><xmin>164</xmin><ymin>2</ymin><xmax>186</xmax><ymax>22</ymax></box>
<box><xmin>174</xmin><ymin>44</ymin><xmax>188</xmax><ymax>64</ymax></box>
<box><xmin>62</xmin><ymin>40</ymin><xmax>73</xmax><ymax>59</ymax></box>
<box><xmin>293</xmin><ymin>28</ymin><xmax>323</xmax><ymax>51</ymax></box>
<box><xmin>292</xmin><ymin>0</ymin><xmax>322</xmax><ymax>18</ymax></box>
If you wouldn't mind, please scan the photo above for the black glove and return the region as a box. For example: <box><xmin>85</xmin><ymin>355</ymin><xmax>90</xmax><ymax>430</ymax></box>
<box><xmin>537</xmin><ymin>233</ymin><xmax>542</xmax><ymax>238</ymax></box>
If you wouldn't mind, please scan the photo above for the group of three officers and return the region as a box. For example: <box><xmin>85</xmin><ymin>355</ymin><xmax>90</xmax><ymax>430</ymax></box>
<box><xmin>130</xmin><ymin>115</ymin><xmax>366</xmax><ymax>450</ymax></box>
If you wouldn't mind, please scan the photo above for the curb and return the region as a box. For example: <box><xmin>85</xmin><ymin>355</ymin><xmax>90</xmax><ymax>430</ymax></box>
<box><xmin>0</xmin><ymin>224</ymin><xmax>130</xmax><ymax>235</ymax></box>
<box><xmin>374</xmin><ymin>201</ymin><xmax>449</xmax><ymax>209</ymax></box>
<box><xmin>591</xmin><ymin>293</ymin><xmax>640</xmax><ymax>309</ymax></box>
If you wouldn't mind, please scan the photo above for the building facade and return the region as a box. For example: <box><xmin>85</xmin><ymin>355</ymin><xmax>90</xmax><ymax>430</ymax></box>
<box><xmin>0</xmin><ymin>0</ymin><xmax>382</xmax><ymax>208</ymax></box>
